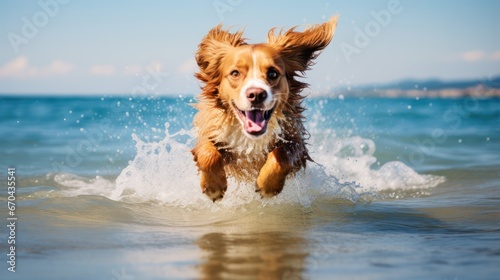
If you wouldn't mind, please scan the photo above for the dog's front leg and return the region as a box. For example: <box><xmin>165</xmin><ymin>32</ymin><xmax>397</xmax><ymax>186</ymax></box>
<box><xmin>256</xmin><ymin>143</ymin><xmax>307</xmax><ymax>198</ymax></box>
<box><xmin>191</xmin><ymin>142</ymin><xmax>227</xmax><ymax>202</ymax></box>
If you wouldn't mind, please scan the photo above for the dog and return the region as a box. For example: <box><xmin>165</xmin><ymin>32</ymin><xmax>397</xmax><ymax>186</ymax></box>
<box><xmin>191</xmin><ymin>16</ymin><xmax>338</xmax><ymax>201</ymax></box>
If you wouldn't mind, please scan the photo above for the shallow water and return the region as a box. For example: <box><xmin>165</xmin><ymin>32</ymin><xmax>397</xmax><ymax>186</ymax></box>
<box><xmin>1</xmin><ymin>95</ymin><xmax>499</xmax><ymax>279</ymax></box>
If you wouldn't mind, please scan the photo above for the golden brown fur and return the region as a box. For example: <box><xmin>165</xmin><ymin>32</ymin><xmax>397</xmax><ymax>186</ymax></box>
<box><xmin>192</xmin><ymin>16</ymin><xmax>339</xmax><ymax>201</ymax></box>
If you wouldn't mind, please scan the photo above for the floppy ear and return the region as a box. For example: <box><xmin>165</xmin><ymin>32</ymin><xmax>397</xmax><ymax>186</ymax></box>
<box><xmin>195</xmin><ymin>26</ymin><xmax>246</xmax><ymax>86</ymax></box>
<box><xmin>267</xmin><ymin>16</ymin><xmax>338</xmax><ymax>75</ymax></box>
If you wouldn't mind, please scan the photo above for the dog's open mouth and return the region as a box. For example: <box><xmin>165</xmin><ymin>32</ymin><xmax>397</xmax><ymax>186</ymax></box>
<box><xmin>232</xmin><ymin>102</ymin><xmax>275</xmax><ymax>137</ymax></box>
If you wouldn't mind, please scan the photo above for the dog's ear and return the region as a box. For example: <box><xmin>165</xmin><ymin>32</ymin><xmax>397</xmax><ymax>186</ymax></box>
<box><xmin>195</xmin><ymin>26</ymin><xmax>246</xmax><ymax>85</ymax></box>
<box><xmin>268</xmin><ymin>16</ymin><xmax>338</xmax><ymax>75</ymax></box>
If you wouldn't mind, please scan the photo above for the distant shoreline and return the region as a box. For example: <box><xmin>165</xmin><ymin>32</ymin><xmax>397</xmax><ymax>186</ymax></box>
<box><xmin>333</xmin><ymin>85</ymin><xmax>500</xmax><ymax>98</ymax></box>
<box><xmin>324</xmin><ymin>76</ymin><xmax>500</xmax><ymax>98</ymax></box>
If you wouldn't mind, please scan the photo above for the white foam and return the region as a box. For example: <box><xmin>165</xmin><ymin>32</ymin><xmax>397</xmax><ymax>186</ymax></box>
<box><xmin>54</xmin><ymin>173</ymin><xmax>116</xmax><ymax>198</ymax></box>
<box><xmin>54</xmin><ymin>122</ymin><xmax>444</xmax><ymax>209</ymax></box>
<box><xmin>310</xmin><ymin>136</ymin><xmax>445</xmax><ymax>192</ymax></box>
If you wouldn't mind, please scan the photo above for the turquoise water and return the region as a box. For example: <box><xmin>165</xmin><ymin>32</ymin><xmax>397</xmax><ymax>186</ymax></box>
<box><xmin>0</xmin><ymin>95</ymin><xmax>499</xmax><ymax>279</ymax></box>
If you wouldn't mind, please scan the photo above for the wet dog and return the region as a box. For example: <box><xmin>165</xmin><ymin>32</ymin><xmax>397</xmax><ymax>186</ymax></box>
<box><xmin>192</xmin><ymin>16</ymin><xmax>338</xmax><ymax>201</ymax></box>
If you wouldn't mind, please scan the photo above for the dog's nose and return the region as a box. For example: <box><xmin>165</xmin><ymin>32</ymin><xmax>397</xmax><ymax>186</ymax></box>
<box><xmin>246</xmin><ymin>87</ymin><xmax>267</xmax><ymax>104</ymax></box>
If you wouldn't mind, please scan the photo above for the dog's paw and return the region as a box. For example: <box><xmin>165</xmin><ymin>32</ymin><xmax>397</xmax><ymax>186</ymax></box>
<box><xmin>202</xmin><ymin>186</ymin><xmax>225</xmax><ymax>202</ymax></box>
<box><xmin>255</xmin><ymin>173</ymin><xmax>285</xmax><ymax>198</ymax></box>
<box><xmin>200</xmin><ymin>171</ymin><xmax>227</xmax><ymax>202</ymax></box>
<box><xmin>255</xmin><ymin>185</ymin><xmax>280</xmax><ymax>199</ymax></box>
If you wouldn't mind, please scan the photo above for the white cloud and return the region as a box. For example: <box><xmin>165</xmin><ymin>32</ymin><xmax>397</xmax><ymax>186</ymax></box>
<box><xmin>0</xmin><ymin>56</ymin><xmax>74</xmax><ymax>78</ymax></box>
<box><xmin>0</xmin><ymin>56</ymin><xmax>33</xmax><ymax>77</ymax></box>
<box><xmin>461</xmin><ymin>50</ymin><xmax>485</xmax><ymax>62</ymax></box>
<box><xmin>122</xmin><ymin>63</ymin><xmax>169</xmax><ymax>76</ymax></box>
<box><xmin>45</xmin><ymin>60</ymin><xmax>74</xmax><ymax>75</ymax></box>
<box><xmin>123</xmin><ymin>64</ymin><xmax>143</xmax><ymax>75</ymax></box>
<box><xmin>491</xmin><ymin>50</ymin><xmax>500</xmax><ymax>61</ymax></box>
<box><xmin>148</xmin><ymin>61</ymin><xmax>165</xmax><ymax>73</ymax></box>
<box><xmin>459</xmin><ymin>50</ymin><xmax>500</xmax><ymax>62</ymax></box>
<box><xmin>89</xmin><ymin>64</ymin><xmax>115</xmax><ymax>75</ymax></box>
<box><xmin>177</xmin><ymin>58</ymin><xmax>197</xmax><ymax>74</ymax></box>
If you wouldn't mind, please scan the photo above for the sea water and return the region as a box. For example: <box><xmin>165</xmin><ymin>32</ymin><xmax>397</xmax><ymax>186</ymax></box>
<box><xmin>0</xmin><ymin>95</ymin><xmax>499</xmax><ymax>279</ymax></box>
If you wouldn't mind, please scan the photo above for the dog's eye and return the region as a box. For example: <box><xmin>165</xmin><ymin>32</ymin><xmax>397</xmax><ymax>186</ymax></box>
<box><xmin>230</xmin><ymin>70</ymin><xmax>240</xmax><ymax>78</ymax></box>
<box><xmin>267</xmin><ymin>69</ymin><xmax>279</xmax><ymax>80</ymax></box>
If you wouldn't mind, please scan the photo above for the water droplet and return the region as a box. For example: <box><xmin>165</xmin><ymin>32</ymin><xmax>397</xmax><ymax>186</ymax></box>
<box><xmin>458</xmin><ymin>139</ymin><xmax>462</xmax><ymax>143</ymax></box>
<box><xmin>407</xmin><ymin>105</ymin><xmax>412</xmax><ymax>110</ymax></box>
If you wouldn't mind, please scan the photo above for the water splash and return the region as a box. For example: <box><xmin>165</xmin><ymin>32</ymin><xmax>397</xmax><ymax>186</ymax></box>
<box><xmin>105</xmin><ymin>123</ymin><xmax>359</xmax><ymax>209</ymax></box>
<box><xmin>54</xmin><ymin>122</ymin><xmax>444</xmax><ymax>210</ymax></box>
<box><xmin>311</xmin><ymin>136</ymin><xmax>445</xmax><ymax>191</ymax></box>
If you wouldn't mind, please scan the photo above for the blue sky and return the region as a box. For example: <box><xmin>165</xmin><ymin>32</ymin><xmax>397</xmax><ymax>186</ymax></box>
<box><xmin>0</xmin><ymin>0</ymin><xmax>498</xmax><ymax>95</ymax></box>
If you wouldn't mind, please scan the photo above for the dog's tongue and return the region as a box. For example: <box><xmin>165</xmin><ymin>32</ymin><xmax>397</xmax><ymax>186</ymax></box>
<box><xmin>244</xmin><ymin>110</ymin><xmax>267</xmax><ymax>134</ymax></box>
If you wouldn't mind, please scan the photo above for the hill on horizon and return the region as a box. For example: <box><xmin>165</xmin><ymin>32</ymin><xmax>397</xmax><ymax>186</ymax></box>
<box><xmin>354</xmin><ymin>76</ymin><xmax>500</xmax><ymax>91</ymax></box>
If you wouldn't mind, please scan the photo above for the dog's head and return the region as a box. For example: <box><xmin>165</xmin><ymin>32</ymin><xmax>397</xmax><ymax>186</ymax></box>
<box><xmin>195</xmin><ymin>16</ymin><xmax>338</xmax><ymax>138</ymax></box>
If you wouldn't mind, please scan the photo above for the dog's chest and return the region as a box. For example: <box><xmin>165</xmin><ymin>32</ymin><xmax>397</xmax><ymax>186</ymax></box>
<box><xmin>214</xmin><ymin>122</ymin><xmax>278</xmax><ymax>180</ymax></box>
